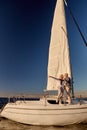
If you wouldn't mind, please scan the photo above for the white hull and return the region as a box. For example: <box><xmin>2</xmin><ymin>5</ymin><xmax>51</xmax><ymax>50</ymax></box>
<box><xmin>1</xmin><ymin>99</ymin><xmax>87</xmax><ymax>126</ymax></box>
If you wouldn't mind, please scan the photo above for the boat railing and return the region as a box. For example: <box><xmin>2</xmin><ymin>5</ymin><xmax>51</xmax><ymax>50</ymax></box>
<box><xmin>7</xmin><ymin>93</ymin><xmax>42</xmax><ymax>103</ymax></box>
<box><xmin>6</xmin><ymin>93</ymin><xmax>86</xmax><ymax>106</ymax></box>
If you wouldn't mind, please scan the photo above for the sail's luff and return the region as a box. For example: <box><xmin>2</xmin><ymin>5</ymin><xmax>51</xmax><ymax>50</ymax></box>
<box><xmin>47</xmin><ymin>0</ymin><xmax>71</xmax><ymax>90</ymax></box>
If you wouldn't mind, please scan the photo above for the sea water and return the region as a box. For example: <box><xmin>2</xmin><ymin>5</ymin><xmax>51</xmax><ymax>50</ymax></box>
<box><xmin>0</xmin><ymin>98</ymin><xmax>87</xmax><ymax>130</ymax></box>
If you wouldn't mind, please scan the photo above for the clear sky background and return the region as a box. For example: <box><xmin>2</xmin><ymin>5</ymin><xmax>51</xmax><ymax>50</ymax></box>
<box><xmin>0</xmin><ymin>0</ymin><xmax>87</xmax><ymax>96</ymax></box>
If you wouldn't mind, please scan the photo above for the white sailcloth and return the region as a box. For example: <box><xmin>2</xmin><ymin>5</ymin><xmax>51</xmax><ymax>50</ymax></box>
<box><xmin>47</xmin><ymin>0</ymin><xmax>71</xmax><ymax>90</ymax></box>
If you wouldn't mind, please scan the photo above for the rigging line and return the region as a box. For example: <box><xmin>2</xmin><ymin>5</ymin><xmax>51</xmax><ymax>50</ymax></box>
<box><xmin>63</xmin><ymin>0</ymin><xmax>87</xmax><ymax>47</ymax></box>
<box><xmin>61</xmin><ymin>26</ymin><xmax>67</xmax><ymax>37</ymax></box>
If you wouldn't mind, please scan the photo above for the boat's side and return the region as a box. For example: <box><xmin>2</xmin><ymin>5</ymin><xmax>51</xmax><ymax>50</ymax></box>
<box><xmin>1</xmin><ymin>99</ymin><xmax>87</xmax><ymax>126</ymax></box>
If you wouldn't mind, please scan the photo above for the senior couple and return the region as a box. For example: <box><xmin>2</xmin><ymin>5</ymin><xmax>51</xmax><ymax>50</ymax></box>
<box><xmin>49</xmin><ymin>73</ymin><xmax>71</xmax><ymax>104</ymax></box>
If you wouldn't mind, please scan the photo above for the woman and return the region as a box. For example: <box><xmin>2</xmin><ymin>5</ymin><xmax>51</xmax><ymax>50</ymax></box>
<box><xmin>49</xmin><ymin>74</ymin><xmax>64</xmax><ymax>104</ymax></box>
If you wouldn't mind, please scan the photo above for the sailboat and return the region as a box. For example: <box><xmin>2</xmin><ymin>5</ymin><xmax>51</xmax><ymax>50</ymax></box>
<box><xmin>1</xmin><ymin>0</ymin><xmax>87</xmax><ymax>126</ymax></box>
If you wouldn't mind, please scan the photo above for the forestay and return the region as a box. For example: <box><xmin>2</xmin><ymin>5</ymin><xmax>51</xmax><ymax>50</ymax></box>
<box><xmin>47</xmin><ymin>0</ymin><xmax>71</xmax><ymax>90</ymax></box>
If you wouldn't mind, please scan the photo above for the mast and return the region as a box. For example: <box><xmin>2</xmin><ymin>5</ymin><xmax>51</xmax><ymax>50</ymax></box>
<box><xmin>64</xmin><ymin>0</ymin><xmax>87</xmax><ymax>97</ymax></box>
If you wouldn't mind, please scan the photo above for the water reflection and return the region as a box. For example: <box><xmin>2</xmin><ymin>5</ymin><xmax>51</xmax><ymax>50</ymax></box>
<box><xmin>0</xmin><ymin>117</ymin><xmax>87</xmax><ymax>130</ymax></box>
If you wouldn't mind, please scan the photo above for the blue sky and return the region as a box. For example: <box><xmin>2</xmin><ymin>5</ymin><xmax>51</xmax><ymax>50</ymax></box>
<box><xmin>0</xmin><ymin>0</ymin><xmax>87</xmax><ymax>96</ymax></box>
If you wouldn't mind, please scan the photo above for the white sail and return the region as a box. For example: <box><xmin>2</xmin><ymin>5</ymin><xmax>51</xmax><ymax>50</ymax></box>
<box><xmin>47</xmin><ymin>0</ymin><xmax>71</xmax><ymax>90</ymax></box>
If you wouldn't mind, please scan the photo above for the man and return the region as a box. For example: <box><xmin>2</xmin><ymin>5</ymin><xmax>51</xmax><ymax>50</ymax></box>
<box><xmin>64</xmin><ymin>73</ymin><xmax>71</xmax><ymax>104</ymax></box>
